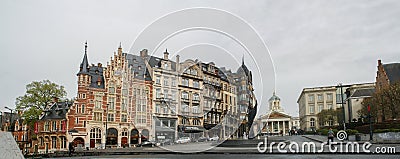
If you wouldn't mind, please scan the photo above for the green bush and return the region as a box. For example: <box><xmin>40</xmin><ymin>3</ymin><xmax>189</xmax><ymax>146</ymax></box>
<box><xmin>346</xmin><ymin>129</ymin><xmax>359</xmax><ymax>135</ymax></box>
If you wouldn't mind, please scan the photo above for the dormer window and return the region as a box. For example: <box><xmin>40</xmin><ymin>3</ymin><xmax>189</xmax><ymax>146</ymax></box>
<box><xmin>164</xmin><ymin>63</ymin><xmax>168</xmax><ymax>70</ymax></box>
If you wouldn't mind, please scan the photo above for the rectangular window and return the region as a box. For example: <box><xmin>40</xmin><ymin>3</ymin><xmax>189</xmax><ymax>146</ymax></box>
<box><xmin>121</xmin><ymin>98</ymin><xmax>127</xmax><ymax>111</ymax></box>
<box><xmin>164</xmin><ymin>77</ymin><xmax>169</xmax><ymax>86</ymax></box>
<box><xmin>121</xmin><ymin>114</ymin><xmax>127</xmax><ymax>122</ymax></box>
<box><xmin>171</xmin><ymin>91</ymin><xmax>176</xmax><ymax>101</ymax></box>
<box><xmin>60</xmin><ymin>136</ymin><xmax>66</xmax><ymax>149</ymax></box>
<box><xmin>328</xmin><ymin>104</ymin><xmax>333</xmax><ymax>109</ymax></box>
<box><xmin>156</xmin><ymin>89</ymin><xmax>161</xmax><ymax>98</ymax></box>
<box><xmin>75</xmin><ymin>104</ymin><xmax>79</xmax><ymax>114</ymax></box>
<box><xmin>317</xmin><ymin>94</ymin><xmax>323</xmax><ymax>101</ymax></box>
<box><xmin>318</xmin><ymin>104</ymin><xmax>323</xmax><ymax>113</ymax></box>
<box><xmin>327</xmin><ymin>93</ymin><xmax>333</xmax><ymax>101</ymax></box>
<box><xmin>156</xmin><ymin>104</ymin><xmax>160</xmax><ymax>113</ymax></box>
<box><xmin>193</xmin><ymin>106</ymin><xmax>199</xmax><ymax>114</ymax></box>
<box><xmin>172</xmin><ymin>78</ymin><xmax>176</xmax><ymax>86</ymax></box>
<box><xmin>81</xmin><ymin>104</ymin><xmax>85</xmax><ymax>114</ymax></box>
<box><xmin>51</xmin><ymin>136</ymin><xmax>57</xmax><ymax>149</ymax></box>
<box><xmin>164</xmin><ymin>89</ymin><xmax>168</xmax><ymax>99</ymax></box>
<box><xmin>60</xmin><ymin>120</ymin><xmax>65</xmax><ymax>131</ymax></box>
<box><xmin>44</xmin><ymin>122</ymin><xmax>50</xmax><ymax>131</ymax></box>
<box><xmin>76</xmin><ymin>117</ymin><xmax>79</xmax><ymax>124</ymax></box>
<box><xmin>182</xmin><ymin>78</ymin><xmax>189</xmax><ymax>86</ymax></box>
<box><xmin>308</xmin><ymin>95</ymin><xmax>314</xmax><ymax>102</ymax></box>
<box><xmin>193</xmin><ymin>81</ymin><xmax>199</xmax><ymax>88</ymax></box>
<box><xmin>107</xmin><ymin>114</ymin><xmax>114</xmax><ymax>122</ymax></box>
<box><xmin>309</xmin><ymin>105</ymin><xmax>315</xmax><ymax>114</ymax></box>
<box><xmin>156</xmin><ymin>76</ymin><xmax>161</xmax><ymax>84</ymax></box>
<box><xmin>108</xmin><ymin>97</ymin><xmax>115</xmax><ymax>110</ymax></box>
<box><xmin>109</xmin><ymin>87</ymin><xmax>115</xmax><ymax>93</ymax></box>
<box><xmin>52</xmin><ymin>121</ymin><xmax>57</xmax><ymax>131</ymax></box>
<box><xmin>95</xmin><ymin>95</ymin><xmax>102</xmax><ymax>109</ymax></box>
<box><xmin>94</xmin><ymin>112</ymin><xmax>102</xmax><ymax>121</ymax></box>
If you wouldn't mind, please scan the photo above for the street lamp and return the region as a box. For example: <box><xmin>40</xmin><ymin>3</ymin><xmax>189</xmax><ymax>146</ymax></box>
<box><xmin>105</xmin><ymin>103</ymin><xmax>109</xmax><ymax>149</ymax></box>
<box><xmin>5</xmin><ymin>106</ymin><xmax>13</xmax><ymax>132</ymax></box>
<box><xmin>337</xmin><ymin>84</ymin><xmax>346</xmax><ymax>132</ymax></box>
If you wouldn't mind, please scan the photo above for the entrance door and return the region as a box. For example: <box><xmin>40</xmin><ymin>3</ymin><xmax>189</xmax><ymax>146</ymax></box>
<box><xmin>121</xmin><ymin>137</ymin><xmax>127</xmax><ymax>146</ymax></box>
<box><xmin>90</xmin><ymin>139</ymin><xmax>95</xmax><ymax>148</ymax></box>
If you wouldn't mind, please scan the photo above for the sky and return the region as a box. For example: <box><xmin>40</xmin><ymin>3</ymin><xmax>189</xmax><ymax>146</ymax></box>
<box><xmin>1</xmin><ymin>0</ymin><xmax>400</xmax><ymax>117</ymax></box>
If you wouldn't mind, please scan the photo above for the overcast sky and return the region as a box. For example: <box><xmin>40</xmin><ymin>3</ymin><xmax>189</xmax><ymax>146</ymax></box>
<box><xmin>1</xmin><ymin>0</ymin><xmax>400</xmax><ymax>117</ymax></box>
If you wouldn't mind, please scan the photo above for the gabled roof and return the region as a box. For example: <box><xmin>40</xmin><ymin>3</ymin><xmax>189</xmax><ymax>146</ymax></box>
<box><xmin>383</xmin><ymin>63</ymin><xmax>400</xmax><ymax>84</ymax></box>
<box><xmin>40</xmin><ymin>101</ymin><xmax>72</xmax><ymax>120</ymax></box>
<box><xmin>260</xmin><ymin>111</ymin><xmax>291</xmax><ymax>119</ymax></box>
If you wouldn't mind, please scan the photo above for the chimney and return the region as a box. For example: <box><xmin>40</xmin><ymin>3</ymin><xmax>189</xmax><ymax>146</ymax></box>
<box><xmin>164</xmin><ymin>49</ymin><xmax>169</xmax><ymax>60</ymax></box>
<box><xmin>140</xmin><ymin>49</ymin><xmax>148</xmax><ymax>57</ymax></box>
<box><xmin>52</xmin><ymin>97</ymin><xmax>59</xmax><ymax>103</ymax></box>
<box><xmin>176</xmin><ymin>55</ymin><xmax>180</xmax><ymax>70</ymax></box>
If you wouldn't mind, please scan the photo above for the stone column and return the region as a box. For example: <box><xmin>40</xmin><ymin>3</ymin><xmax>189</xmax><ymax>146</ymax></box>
<box><xmin>283</xmin><ymin>121</ymin><xmax>286</xmax><ymax>136</ymax></box>
<box><xmin>271</xmin><ymin>121</ymin><xmax>274</xmax><ymax>133</ymax></box>
<box><xmin>277</xmin><ymin>121</ymin><xmax>280</xmax><ymax>134</ymax></box>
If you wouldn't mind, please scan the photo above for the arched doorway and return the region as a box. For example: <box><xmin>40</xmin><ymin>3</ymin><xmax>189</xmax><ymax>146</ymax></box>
<box><xmin>121</xmin><ymin>128</ymin><xmax>128</xmax><ymax>147</ymax></box>
<box><xmin>73</xmin><ymin>137</ymin><xmax>85</xmax><ymax>148</ymax></box>
<box><xmin>141</xmin><ymin>129</ymin><xmax>149</xmax><ymax>142</ymax></box>
<box><xmin>130</xmin><ymin>129</ymin><xmax>139</xmax><ymax>145</ymax></box>
<box><xmin>106</xmin><ymin>128</ymin><xmax>118</xmax><ymax>147</ymax></box>
<box><xmin>89</xmin><ymin>127</ymin><xmax>102</xmax><ymax>148</ymax></box>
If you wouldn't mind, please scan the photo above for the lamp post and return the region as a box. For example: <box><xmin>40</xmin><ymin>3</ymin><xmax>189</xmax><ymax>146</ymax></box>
<box><xmin>5</xmin><ymin>106</ymin><xmax>13</xmax><ymax>132</ymax></box>
<box><xmin>337</xmin><ymin>84</ymin><xmax>346</xmax><ymax>132</ymax></box>
<box><xmin>368</xmin><ymin>105</ymin><xmax>373</xmax><ymax>141</ymax></box>
<box><xmin>105</xmin><ymin>103</ymin><xmax>109</xmax><ymax>149</ymax></box>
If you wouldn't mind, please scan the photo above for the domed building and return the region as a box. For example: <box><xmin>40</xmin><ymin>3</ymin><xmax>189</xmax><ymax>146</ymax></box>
<box><xmin>255</xmin><ymin>92</ymin><xmax>300</xmax><ymax>136</ymax></box>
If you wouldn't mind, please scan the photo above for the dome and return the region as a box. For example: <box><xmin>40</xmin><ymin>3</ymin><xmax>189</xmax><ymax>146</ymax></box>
<box><xmin>268</xmin><ymin>92</ymin><xmax>280</xmax><ymax>101</ymax></box>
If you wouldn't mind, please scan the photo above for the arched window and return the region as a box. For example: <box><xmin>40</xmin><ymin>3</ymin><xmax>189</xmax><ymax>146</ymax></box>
<box><xmin>310</xmin><ymin>118</ymin><xmax>315</xmax><ymax>127</ymax></box>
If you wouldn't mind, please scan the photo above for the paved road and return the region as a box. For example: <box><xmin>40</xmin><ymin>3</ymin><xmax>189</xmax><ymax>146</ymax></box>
<box><xmin>50</xmin><ymin>154</ymin><xmax>400</xmax><ymax>159</ymax></box>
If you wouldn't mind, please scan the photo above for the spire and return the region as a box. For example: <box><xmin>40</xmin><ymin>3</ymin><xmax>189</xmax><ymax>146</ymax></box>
<box><xmin>242</xmin><ymin>54</ymin><xmax>244</xmax><ymax>65</ymax></box>
<box><xmin>119</xmin><ymin>42</ymin><xmax>122</xmax><ymax>49</ymax></box>
<box><xmin>78</xmin><ymin>41</ymin><xmax>89</xmax><ymax>75</ymax></box>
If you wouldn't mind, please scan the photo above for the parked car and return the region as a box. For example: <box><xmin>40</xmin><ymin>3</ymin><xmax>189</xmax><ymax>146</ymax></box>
<box><xmin>159</xmin><ymin>139</ymin><xmax>173</xmax><ymax>146</ymax></box>
<box><xmin>197</xmin><ymin>137</ymin><xmax>208</xmax><ymax>142</ymax></box>
<box><xmin>175</xmin><ymin>137</ymin><xmax>191</xmax><ymax>144</ymax></box>
<box><xmin>138</xmin><ymin>141</ymin><xmax>156</xmax><ymax>147</ymax></box>
<box><xmin>209</xmin><ymin>136</ymin><xmax>219</xmax><ymax>141</ymax></box>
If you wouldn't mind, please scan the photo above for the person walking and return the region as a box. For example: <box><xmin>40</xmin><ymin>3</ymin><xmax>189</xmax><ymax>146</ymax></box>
<box><xmin>327</xmin><ymin>128</ymin><xmax>334</xmax><ymax>145</ymax></box>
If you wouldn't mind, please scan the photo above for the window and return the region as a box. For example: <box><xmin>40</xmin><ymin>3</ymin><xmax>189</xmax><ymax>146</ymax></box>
<box><xmin>109</xmin><ymin>87</ymin><xmax>115</xmax><ymax>93</ymax></box>
<box><xmin>310</xmin><ymin>118</ymin><xmax>315</xmax><ymax>127</ymax></box>
<box><xmin>317</xmin><ymin>94</ymin><xmax>323</xmax><ymax>101</ymax></box>
<box><xmin>75</xmin><ymin>104</ymin><xmax>79</xmax><ymax>114</ymax></box>
<box><xmin>164</xmin><ymin>89</ymin><xmax>168</xmax><ymax>99</ymax></box>
<box><xmin>328</xmin><ymin>104</ymin><xmax>333</xmax><ymax>109</ymax></box>
<box><xmin>193</xmin><ymin>93</ymin><xmax>200</xmax><ymax>101</ymax></box>
<box><xmin>155</xmin><ymin>104</ymin><xmax>160</xmax><ymax>113</ymax></box>
<box><xmin>181</xmin><ymin>92</ymin><xmax>189</xmax><ymax>99</ymax></box>
<box><xmin>327</xmin><ymin>93</ymin><xmax>333</xmax><ymax>101</ymax></box>
<box><xmin>193</xmin><ymin>81</ymin><xmax>199</xmax><ymax>88</ymax></box>
<box><xmin>171</xmin><ymin>91</ymin><xmax>177</xmax><ymax>101</ymax></box>
<box><xmin>318</xmin><ymin>104</ymin><xmax>323</xmax><ymax>113</ymax></box>
<box><xmin>193</xmin><ymin>106</ymin><xmax>199</xmax><ymax>114</ymax></box>
<box><xmin>52</xmin><ymin>121</ymin><xmax>57</xmax><ymax>131</ymax></box>
<box><xmin>308</xmin><ymin>95</ymin><xmax>314</xmax><ymax>102</ymax></box>
<box><xmin>122</xmin><ymin>89</ymin><xmax>128</xmax><ymax>96</ymax></box>
<box><xmin>163</xmin><ymin>105</ymin><xmax>168</xmax><ymax>114</ymax></box>
<box><xmin>82</xmin><ymin>93</ymin><xmax>86</xmax><ymax>99</ymax></box>
<box><xmin>193</xmin><ymin>119</ymin><xmax>200</xmax><ymax>125</ymax></box>
<box><xmin>76</xmin><ymin>117</ymin><xmax>79</xmax><ymax>124</ymax></box>
<box><xmin>44</xmin><ymin>122</ymin><xmax>50</xmax><ymax>131</ymax></box>
<box><xmin>155</xmin><ymin>89</ymin><xmax>161</xmax><ymax>98</ymax></box>
<box><xmin>182</xmin><ymin>104</ymin><xmax>189</xmax><ymax>113</ymax></box>
<box><xmin>81</xmin><ymin>104</ymin><xmax>85</xmax><ymax>114</ymax></box>
<box><xmin>121</xmin><ymin>98</ymin><xmax>127</xmax><ymax>111</ymax></box>
<box><xmin>95</xmin><ymin>95</ymin><xmax>102</xmax><ymax>109</ymax></box>
<box><xmin>51</xmin><ymin>136</ymin><xmax>57</xmax><ymax>149</ymax></box>
<box><xmin>156</xmin><ymin>76</ymin><xmax>161</xmax><ymax>84</ymax></box>
<box><xmin>172</xmin><ymin>78</ymin><xmax>176</xmax><ymax>86</ymax></box>
<box><xmin>122</xmin><ymin>129</ymin><xmax>128</xmax><ymax>136</ymax></box>
<box><xmin>107</xmin><ymin>114</ymin><xmax>114</xmax><ymax>122</ymax></box>
<box><xmin>164</xmin><ymin>77</ymin><xmax>169</xmax><ymax>86</ymax></box>
<box><xmin>94</xmin><ymin>112</ymin><xmax>102</xmax><ymax>121</ymax></box>
<box><xmin>39</xmin><ymin>137</ymin><xmax>44</xmax><ymax>146</ymax></box>
<box><xmin>60</xmin><ymin>136</ymin><xmax>67</xmax><ymax>149</ymax></box>
<box><xmin>60</xmin><ymin>120</ymin><xmax>65</xmax><ymax>131</ymax></box>
<box><xmin>121</xmin><ymin>114</ymin><xmax>127</xmax><ymax>122</ymax></box>
<box><xmin>309</xmin><ymin>105</ymin><xmax>315</xmax><ymax>114</ymax></box>
<box><xmin>164</xmin><ymin>63</ymin><xmax>168</xmax><ymax>69</ymax></box>
<box><xmin>182</xmin><ymin>78</ymin><xmax>189</xmax><ymax>86</ymax></box>
<box><xmin>108</xmin><ymin>97</ymin><xmax>115</xmax><ymax>110</ymax></box>
<box><xmin>90</xmin><ymin>128</ymin><xmax>102</xmax><ymax>144</ymax></box>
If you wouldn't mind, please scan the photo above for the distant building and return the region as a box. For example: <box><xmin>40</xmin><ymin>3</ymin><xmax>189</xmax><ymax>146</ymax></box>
<box><xmin>344</xmin><ymin>83</ymin><xmax>375</xmax><ymax>123</ymax></box>
<box><xmin>256</xmin><ymin>92</ymin><xmax>299</xmax><ymax>136</ymax></box>
<box><xmin>298</xmin><ymin>83</ymin><xmax>374</xmax><ymax>131</ymax></box>
<box><xmin>375</xmin><ymin>60</ymin><xmax>400</xmax><ymax>122</ymax></box>
<box><xmin>35</xmin><ymin>98</ymin><xmax>71</xmax><ymax>154</ymax></box>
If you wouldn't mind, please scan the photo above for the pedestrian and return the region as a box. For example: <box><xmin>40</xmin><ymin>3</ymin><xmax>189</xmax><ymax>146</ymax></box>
<box><xmin>327</xmin><ymin>128</ymin><xmax>334</xmax><ymax>145</ymax></box>
<box><xmin>69</xmin><ymin>142</ymin><xmax>74</xmax><ymax>156</ymax></box>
